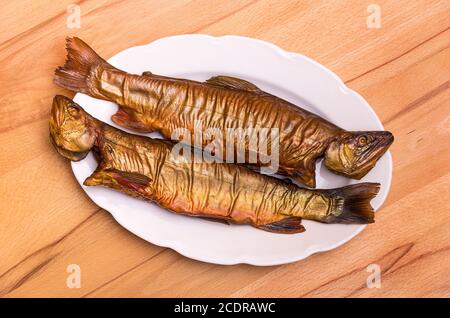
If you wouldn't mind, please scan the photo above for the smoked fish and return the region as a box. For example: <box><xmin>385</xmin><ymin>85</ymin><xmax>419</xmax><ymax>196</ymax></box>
<box><xmin>54</xmin><ymin>37</ymin><xmax>394</xmax><ymax>188</ymax></box>
<box><xmin>49</xmin><ymin>95</ymin><xmax>380</xmax><ymax>233</ymax></box>
<box><xmin>54</xmin><ymin>38</ymin><xmax>394</xmax><ymax>188</ymax></box>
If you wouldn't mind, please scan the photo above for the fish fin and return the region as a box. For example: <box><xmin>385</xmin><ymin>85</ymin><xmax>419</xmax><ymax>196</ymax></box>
<box><xmin>323</xmin><ymin>183</ymin><xmax>380</xmax><ymax>224</ymax></box>
<box><xmin>84</xmin><ymin>169</ymin><xmax>151</xmax><ymax>194</ymax></box>
<box><xmin>258</xmin><ymin>217</ymin><xmax>305</xmax><ymax>234</ymax></box>
<box><xmin>205</xmin><ymin>75</ymin><xmax>267</xmax><ymax>94</ymax></box>
<box><xmin>54</xmin><ymin>37</ymin><xmax>112</xmax><ymax>94</ymax></box>
<box><xmin>287</xmin><ymin>159</ymin><xmax>316</xmax><ymax>188</ymax></box>
<box><xmin>199</xmin><ymin>216</ymin><xmax>231</xmax><ymax>225</ymax></box>
<box><xmin>142</xmin><ymin>71</ymin><xmax>176</xmax><ymax>81</ymax></box>
<box><xmin>83</xmin><ymin>170</ymin><xmax>106</xmax><ymax>187</ymax></box>
<box><xmin>111</xmin><ymin>106</ymin><xmax>155</xmax><ymax>133</ymax></box>
<box><xmin>292</xmin><ymin>172</ymin><xmax>316</xmax><ymax>188</ymax></box>
<box><xmin>107</xmin><ymin>169</ymin><xmax>152</xmax><ymax>193</ymax></box>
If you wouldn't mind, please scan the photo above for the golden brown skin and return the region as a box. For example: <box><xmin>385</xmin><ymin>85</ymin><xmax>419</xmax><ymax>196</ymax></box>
<box><xmin>49</xmin><ymin>96</ymin><xmax>380</xmax><ymax>233</ymax></box>
<box><xmin>54</xmin><ymin>37</ymin><xmax>394</xmax><ymax>188</ymax></box>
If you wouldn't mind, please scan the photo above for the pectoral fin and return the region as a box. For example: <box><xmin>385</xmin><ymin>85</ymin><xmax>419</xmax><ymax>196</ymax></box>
<box><xmin>291</xmin><ymin>158</ymin><xmax>317</xmax><ymax>188</ymax></box>
<box><xmin>111</xmin><ymin>106</ymin><xmax>154</xmax><ymax>133</ymax></box>
<box><xmin>84</xmin><ymin>169</ymin><xmax>152</xmax><ymax>195</ymax></box>
<box><xmin>111</xmin><ymin>170</ymin><xmax>152</xmax><ymax>189</ymax></box>
<box><xmin>258</xmin><ymin>217</ymin><xmax>305</xmax><ymax>234</ymax></box>
<box><xmin>293</xmin><ymin>168</ymin><xmax>316</xmax><ymax>188</ymax></box>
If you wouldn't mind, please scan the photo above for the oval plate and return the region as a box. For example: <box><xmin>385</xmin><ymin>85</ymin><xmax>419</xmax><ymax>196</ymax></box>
<box><xmin>71</xmin><ymin>35</ymin><xmax>392</xmax><ymax>266</ymax></box>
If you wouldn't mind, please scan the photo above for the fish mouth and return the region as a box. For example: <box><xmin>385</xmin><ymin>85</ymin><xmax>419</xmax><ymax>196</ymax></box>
<box><xmin>50</xmin><ymin>96</ymin><xmax>65</xmax><ymax>145</ymax></box>
<box><xmin>360</xmin><ymin>131</ymin><xmax>394</xmax><ymax>161</ymax></box>
<box><xmin>351</xmin><ymin>131</ymin><xmax>394</xmax><ymax>179</ymax></box>
<box><xmin>49</xmin><ymin>134</ymin><xmax>90</xmax><ymax>161</ymax></box>
<box><xmin>49</xmin><ymin>95</ymin><xmax>94</xmax><ymax>160</ymax></box>
<box><xmin>50</xmin><ymin>95</ymin><xmax>73</xmax><ymax>131</ymax></box>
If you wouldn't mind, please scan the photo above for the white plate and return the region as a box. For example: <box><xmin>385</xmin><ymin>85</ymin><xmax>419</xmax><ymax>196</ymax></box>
<box><xmin>71</xmin><ymin>35</ymin><xmax>392</xmax><ymax>266</ymax></box>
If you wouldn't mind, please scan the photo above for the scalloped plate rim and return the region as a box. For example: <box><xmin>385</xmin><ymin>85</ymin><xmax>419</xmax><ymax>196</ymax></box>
<box><xmin>71</xmin><ymin>34</ymin><xmax>392</xmax><ymax>266</ymax></box>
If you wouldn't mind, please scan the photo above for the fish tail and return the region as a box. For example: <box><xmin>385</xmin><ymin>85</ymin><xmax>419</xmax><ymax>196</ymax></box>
<box><xmin>324</xmin><ymin>183</ymin><xmax>380</xmax><ymax>224</ymax></box>
<box><xmin>54</xmin><ymin>37</ymin><xmax>111</xmax><ymax>93</ymax></box>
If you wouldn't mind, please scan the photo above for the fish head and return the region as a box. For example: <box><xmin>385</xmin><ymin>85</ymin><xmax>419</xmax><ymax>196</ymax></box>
<box><xmin>324</xmin><ymin>131</ymin><xmax>394</xmax><ymax>179</ymax></box>
<box><xmin>49</xmin><ymin>95</ymin><xmax>97</xmax><ymax>161</ymax></box>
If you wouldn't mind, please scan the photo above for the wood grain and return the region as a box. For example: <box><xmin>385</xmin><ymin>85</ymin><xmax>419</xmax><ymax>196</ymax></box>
<box><xmin>0</xmin><ymin>0</ymin><xmax>449</xmax><ymax>297</ymax></box>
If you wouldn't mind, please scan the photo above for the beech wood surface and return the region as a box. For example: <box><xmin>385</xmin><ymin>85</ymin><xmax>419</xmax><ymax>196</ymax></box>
<box><xmin>0</xmin><ymin>0</ymin><xmax>449</xmax><ymax>297</ymax></box>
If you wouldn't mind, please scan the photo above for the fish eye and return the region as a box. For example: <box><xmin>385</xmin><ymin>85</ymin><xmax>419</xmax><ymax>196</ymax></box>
<box><xmin>358</xmin><ymin>136</ymin><xmax>367</xmax><ymax>146</ymax></box>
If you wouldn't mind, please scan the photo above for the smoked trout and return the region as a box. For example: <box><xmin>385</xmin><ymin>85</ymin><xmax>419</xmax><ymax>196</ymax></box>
<box><xmin>49</xmin><ymin>95</ymin><xmax>380</xmax><ymax>233</ymax></box>
<box><xmin>54</xmin><ymin>37</ymin><xmax>394</xmax><ymax>188</ymax></box>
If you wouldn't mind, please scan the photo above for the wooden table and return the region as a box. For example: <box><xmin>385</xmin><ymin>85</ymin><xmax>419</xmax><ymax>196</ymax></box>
<box><xmin>1</xmin><ymin>0</ymin><xmax>449</xmax><ymax>298</ymax></box>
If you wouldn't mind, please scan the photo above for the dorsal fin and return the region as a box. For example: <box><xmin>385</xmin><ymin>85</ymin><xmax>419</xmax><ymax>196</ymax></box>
<box><xmin>205</xmin><ymin>75</ymin><xmax>266</xmax><ymax>94</ymax></box>
<box><xmin>141</xmin><ymin>71</ymin><xmax>180</xmax><ymax>82</ymax></box>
